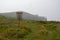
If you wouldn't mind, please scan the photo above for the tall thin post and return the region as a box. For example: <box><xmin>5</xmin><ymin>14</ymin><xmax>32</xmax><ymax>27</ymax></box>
<box><xmin>16</xmin><ymin>12</ymin><xmax>23</xmax><ymax>40</ymax></box>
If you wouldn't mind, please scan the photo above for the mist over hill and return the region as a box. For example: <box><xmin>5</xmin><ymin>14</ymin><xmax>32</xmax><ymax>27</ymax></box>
<box><xmin>0</xmin><ymin>12</ymin><xmax>47</xmax><ymax>21</ymax></box>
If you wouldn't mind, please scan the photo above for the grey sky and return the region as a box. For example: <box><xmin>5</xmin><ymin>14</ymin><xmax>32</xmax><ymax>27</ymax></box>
<box><xmin>0</xmin><ymin>0</ymin><xmax>60</xmax><ymax>21</ymax></box>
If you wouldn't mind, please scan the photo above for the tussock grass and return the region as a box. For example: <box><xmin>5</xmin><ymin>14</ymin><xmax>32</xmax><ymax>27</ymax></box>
<box><xmin>0</xmin><ymin>15</ymin><xmax>60</xmax><ymax>40</ymax></box>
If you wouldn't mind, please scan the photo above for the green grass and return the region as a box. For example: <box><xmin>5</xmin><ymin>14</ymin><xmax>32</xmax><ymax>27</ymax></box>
<box><xmin>0</xmin><ymin>15</ymin><xmax>60</xmax><ymax>40</ymax></box>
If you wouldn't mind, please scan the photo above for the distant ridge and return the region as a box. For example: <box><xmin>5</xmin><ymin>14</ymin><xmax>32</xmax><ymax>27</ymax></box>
<box><xmin>0</xmin><ymin>11</ymin><xmax>47</xmax><ymax>21</ymax></box>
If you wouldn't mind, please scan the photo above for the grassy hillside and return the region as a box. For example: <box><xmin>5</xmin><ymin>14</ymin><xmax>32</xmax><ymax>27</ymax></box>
<box><xmin>0</xmin><ymin>15</ymin><xmax>60</xmax><ymax>40</ymax></box>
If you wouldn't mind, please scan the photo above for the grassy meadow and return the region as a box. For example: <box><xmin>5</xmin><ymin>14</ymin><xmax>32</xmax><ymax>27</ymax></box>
<box><xmin>0</xmin><ymin>15</ymin><xmax>60</xmax><ymax>40</ymax></box>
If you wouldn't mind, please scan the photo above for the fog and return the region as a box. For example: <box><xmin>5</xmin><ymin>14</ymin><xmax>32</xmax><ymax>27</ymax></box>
<box><xmin>0</xmin><ymin>0</ymin><xmax>60</xmax><ymax>21</ymax></box>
